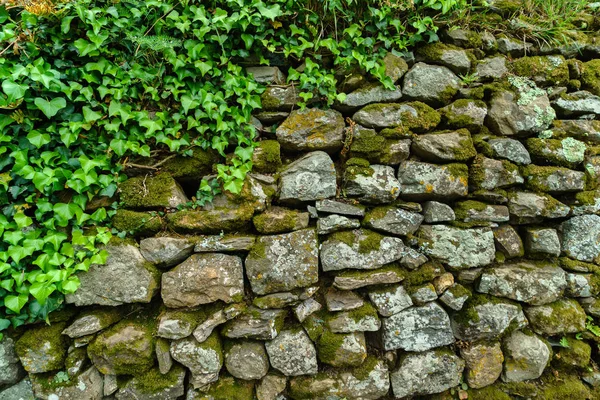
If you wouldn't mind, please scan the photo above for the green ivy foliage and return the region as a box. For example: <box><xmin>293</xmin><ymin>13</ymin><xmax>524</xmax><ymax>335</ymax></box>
<box><xmin>0</xmin><ymin>0</ymin><xmax>465</xmax><ymax>337</ymax></box>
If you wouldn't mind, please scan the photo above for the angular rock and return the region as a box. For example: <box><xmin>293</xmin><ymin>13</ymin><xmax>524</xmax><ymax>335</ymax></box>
<box><xmin>261</xmin><ymin>86</ymin><xmax>301</xmax><ymax>111</ymax></box>
<box><xmin>416</xmin><ymin>43</ymin><xmax>472</xmax><ymax>75</ymax></box>
<box><xmin>157</xmin><ymin>308</ymin><xmax>205</xmax><ymax>340</ymax></box>
<box><xmin>561</xmin><ymin>215</ymin><xmax>600</xmax><ymax>262</ymax></box>
<box><xmin>488</xmin><ymin>138</ymin><xmax>532</xmax><ymax>165</ymax></box>
<box><xmin>317</xmin><ymin>214</ymin><xmax>361</xmax><ymax>235</ymax></box>
<box><xmin>454</xmin><ymin>200</ymin><xmax>510</xmax><ymax>223</ymax></box>
<box><xmin>161</xmin><ymin>253</ymin><xmax>244</xmax><ymax>308</ymax></box>
<box><xmin>315</xmin><ymin>199</ymin><xmax>365</xmax><ymax>217</ymax></box>
<box><xmin>497</xmin><ymin>37</ymin><xmax>533</xmax><ymax>57</ymax></box>
<box><xmin>0</xmin><ymin>378</ymin><xmax>34</xmax><ymax>400</ymax></box>
<box><xmin>402</xmin><ymin>62</ymin><xmax>461</xmax><ymax>106</ymax></box>
<box><xmin>391</xmin><ymin>349</ymin><xmax>465</xmax><ymax>398</ymax></box>
<box><xmin>399</xmin><ymin>247</ymin><xmax>429</xmax><ymax>269</ymax></box>
<box><xmin>62</xmin><ymin>308</ymin><xmax>122</xmax><ymax>338</ymax></box>
<box><xmin>383</xmin><ymin>52</ymin><xmax>409</xmax><ymax>82</ymax></box>
<box><xmin>119</xmin><ymin>173</ymin><xmax>188</xmax><ymax>209</ymax></box>
<box><xmin>502</xmin><ymin>330</ymin><xmax>551</xmax><ymax>382</ymax></box>
<box><xmin>352</xmin><ymin>101</ymin><xmax>440</xmax><ymax>131</ymax></box>
<box><xmin>139</xmin><ymin>237</ymin><xmax>194</xmax><ymax>268</ymax></box>
<box><xmin>256</xmin><ymin>374</ymin><xmax>287</xmax><ymax>400</ymax></box>
<box><xmin>555</xmin><ymin>119</ymin><xmax>600</xmax><ymax>144</ymax></box>
<box><xmin>363</xmin><ymin>206</ymin><xmax>423</xmax><ymax>236</ymax></box>
<box><xmin>265</xmin><ymin>329</ymin><xmax>318</xmax><ymax>376</ymax></box>
<box><xmin>66</xmin><ymin>243</ymin><xmax>160</xmax><ymax>306</ymax></box>
<box><xmin>327</xmin><ymin>303</ymin><xmax>381</xmax><ymax>333</ymax></box>
<box><xmin>253</xmin><ymin>207</ymin><xmax>309</xmax><ymax>234</ymax></box>
<box><xmin>15</xmin><ymin>322</ymin><xmax>68</xmax><ymax>373</ymax></box>
<box><xmin>225</xmin><ymin>341</ymin><xmax>269</xmax><ymax>381</ymax></box>
<box><xmin>156</xmin><ymin>338</ymin><xmax>172</xmax><ymax>374</ymax></box>
<box><xmin>0</xmin><ymin>336</ymin><xmax>25</xmax><ymax>387</ymax></box>
<box><xmin>417</xmin><ymin>225</ymin><xmax>495</xmax><ymax>269</ymax></box>
<box><xmin>170</xmin><ymin>333</ymin><xmax>222</xmax><ymax>389</ymax></box>
<box><xmin>317</xmin><ymin>331</ymin><xmax>367</xmax><ymax>368</ymax></box>
<box><xmin>461</xmin><ymin>342</ymin><xmax>504</xmax><ymax>389</ymax></box>
<box><xmin>476</xmin><ymin>57</ymin><xmax>508</xmax><ymax>81</ymax></box>
<box><xmin>344</xmin><ymin>164</ymin><xmax>400</xmax><ymax>204</ymax></box>
<box><xmin>566</xmin><ymin>273</ymin><xmax>596</xmax><ymax>297</ymax></box>
<box><xmin>278</xmin><ymin>151</ymin><xmax>337</xmax><ymax>203</ymax></box>
<box><xmin>245</xmin><ymin>229</ymin><xmax>318</xmax><ymax>294</ymax></box>
<box><xmin>382</xmin><ymin>302</ymin><xmax>454</xmax><ymax>351</ymax></box>
<box><xmin>338</xmin><ymin>83</ymin><xmax>403</xmax><ymax>110</ymax></box>
<box><xmin>116</xmin><ymin>365</ymin><xmax>186</xmax><ymax>400</ymax></box>
<box><xmin>553</xmin><ymin>90</ymin><xmax>600</xmax><ymax>117</ymax></box>
<box><xmin>423</xmin><ymin>201</ymin><xmax>456</xmax><ymax>223</ymax></box>
<box><xmin>525</xmin><ymin>227</ymin><xmax>561</xmax><ymax>257</ymax></box>
<box><xmin>320</xmin><ymin>229</ymin><xmax>405</xmax><ymax>271</ymax></box>
<box><xmin>526</xmin><ymin>137</ymin><xmax>586</xmax><ymax>168</ymax></box>
<box><xmin>493</xmin><ymin>225</ymin><xmax>525</xmax><ymax>258</ymax></box>
<box><xmin>408</xmin><ymin>283</ymin><xmax>438</xmax><ymax>305</ymax></box>
<box><xmin>294</xmin><ymin>298</ymin><xmax>322</xmax><ymax>323</ymax></box>
<box><xmin>525</xmin><ymin>299</ymin><xmax>587</xmax><ymax>335</ymax></box>
<box><xmin>193</xmin><ymin>304</ymin><xmax>245</xmax><ymax>343</ymax></box>
<box><xmin>477</xmin><ymin>261</ymin><xmax>567</xmax><ymax>305</ymax></box>
<box><xmin>368</xmin><ymin>285</ymin><xmax>413</xmax><ymax>317</ymax></box>
<box><xmin>194</xmin><ymin>234</ymin><xmax>256</xmax><ymax>253</ymax></box>
<box><xmin>412</xmin><ymin>129</ymin><xmax>477</xmax><ymax>162</ymax></box>
<box><xmin>276</xmin><ymin>108</ymin><xmax>345</xmax><ymax>152</ymax></box>
<box><xmin>440</xmin><ymin>99</ymin><xmax>488</xmax><ymax>131</ymax></box>
<box><xmin>222</xmin><ymin>307</ymin><xmax>287</xmax><ymax>340</ymax></box>
<box><xmin>325</xmin><ymin>288</ymin><xmax>364</xmax><ymax>312</ymax></box>
<box><xmin>187</xmin><ymin>376</ymin><xmax>254</xmax><ymax>399</ymax></box>
<box><xmin>333</xmin><ymin>265</ymin><xmax>406</xmax><ymax>290</ymax></box>
<box><xmin>166</xmin><ymin>205</ymin><xmax>254</xmax><ymax>234</ymax></box>
<box><xmin>508</xmin><ymin>191</ymin><xmax>570</xmax><ymax>224</ymax></box>
<box><xmin>31</xmin><ymin>367</ymin><xmax>103</xmax><ymax>400</ymax></box>
<box><xmin>470</xmin><ymin>155</ymin><xmax>523</xmax><ymax>190</ymax></box>
<box><xmin>247</xmin><ymin>66</ymin><xmax>285</xmax><ymax>84</ymax></box>
<box><xmin>433</xmin><ymin>272</ymin><xmax>455</xmax><ymax>294</ymax></box>
<box><xmin>523</xmin><ymin>165</ymin><xmax>585</xmax><ymax>193</ymax></box>
<box><xmin>398</xmin><ymin>161</ymin><xmax>469</xmax><ymax>200</ymax></box>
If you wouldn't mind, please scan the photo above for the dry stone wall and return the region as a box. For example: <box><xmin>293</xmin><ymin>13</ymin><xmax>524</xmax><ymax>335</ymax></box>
<box><xmin>6</xmin><ymin>24</ymin><xmax>600</xmax><ymax>400</ymax></box>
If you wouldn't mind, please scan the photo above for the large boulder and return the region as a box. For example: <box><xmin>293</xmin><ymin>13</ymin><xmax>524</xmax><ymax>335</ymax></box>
<box><xmin>416</xmin><ymin>225</ymin><xmax>495</xmax><ymax>269</ymax></box>
<box><xmin>382</xmin><ymin>302</ymin><xmax>454</xmax><ymax>351</ymax></box>
<box><xmin>278</xmin><ymin>151</ymin><xmax>337</xmax><ymax>203</ymax></box>
<box><xmin>320</xmin><ymin>229</ymin><xmax>405</xmax><ymax>271</ymax></box>
<box><xmin>397</xmin><ymin>161</ymin><xmax>469</xmax><ymax>200</ymax></box>
<box><xmin>65</xmin><ymin>243</ymin><xmax>160</xmax><ymax>306</ymax></box>
<box><xmin>391</xmin><ymin>349</ymin><xmax>465</xmax><ymax>398</ymax></box>
<box><xmin>169</xmin><ymin>333</ymin><xmax>222</xmax><ymax>389</ymax></box>
<box><xmin>402</xmin><ymin>62</ymin><xmax>461</xmax><ymax>106</ymax></box>
<box><xmin>265</xmin><ymin>329</ymin><xmax>318</xmax><ymax>376</ymax></box>
<box><xmin>245</xmin><ymin>228</ymin><xmax>318</xmax><ymax>294</ymax></box>
<box><xmin>477</xmin><ymin>261</ymin><xmax>567</xmax><ymax>305</ymax></box>
<box><xmin>15</xmin><ymin>322</ymin><xmax>68</xmax><ymax>373</ymax></box>
<box><xmin>561</xmin><ymin>215</ymin><xmax>600</xmax><ymax>262</ymax></box>
<box><xmin>276</xmin><ymin>108</ymin><xmax>345</xmax><ymax>152</ymax></box>
<box><xmin>161</xmin><ymin>253</ymin><xmax>244</xmax><ymax>308</ymax></box>
<box><xmin>502</xmin><ymin>330</ymin><xmax>551</xmax><ymax>383</ymax></box>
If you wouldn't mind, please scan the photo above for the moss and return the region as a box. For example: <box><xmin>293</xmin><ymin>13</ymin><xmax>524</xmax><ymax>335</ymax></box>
<box><xmin>399</xmin><ymin>101</ymin><xmax>441</xmax><ymax>133</ymax></box>
<box><xmin>343</xmin><ymin>302</ymin><xmax>378</xmax><ymax>324</ymax></box>
<box><xmin>351</xmin><ymin>355</ymin><xmax>380</xmax><ymax>380</ymax></box>
<box><xmin>540</xmin><ymin>374</ymin><xmax>593</xmax><ymax>400</ymax></box>
<box><xmin>252</xmin><ymin>140</ymin><xmax>281</xmax><ymax>173</ymax></box>
<box><xmin>302</xmin><ymin>311</ymin><xmax>328</xmax><ymax>342</ymax></box>
<box><xmin>363</xmin><ymin>206</ymin><xmax>393</xmax><ymax>225</ymax></box>
<box><xmin>403</xmin><ymin>262</ymin><xmax>445</xmax><ymax>288</ymax></box>
<box><xmin>568</xmin><ymin>79</ymin><xmax>582</xmax><ymax>91</ymax></box>
<box><xmin>15</xmin><ymin>322</ymin><xmax>69</xmax><ymax>372</ymax></box>
<box><xmin>530</xmin><ymin>299</ymin><xmax>586</xmax><ymax>333</ymax></box>
<box><xmin>447</xmin><ymin>283</ymin><xmax>472</xmax><ymax>298</ymax></box>
<box><xmin>112</xmin><ymin>209</ymin><xmax>162</xmax><ymax>236</ymax></box>
<box><xmin>252</xmin><ymin>208</ymin><xmax>300</xmax><ymax>234</ymax></box>
<box><xmin>511</xmin><ymin>56</ymin><xmax>569</xmax><ymax>86</ymax></box>
<box><xmin>468</xmin><ymin>385</ymin><xmax>512</xmax><ymax>400</ymax></box>
<box><xmin>344</xmin><ymin>158</ymin><xmax>374</xmax><ymax>180</ymax></box>
<box><xmin>316</xmin><ymin>330</ymin><xmax>346</xmax><ymax>365</ymax></box>
<box><xmin>167</xmin><ymin>204</ymin><xmax>255</xmax><ymax>234</ymax></box>
<box><xmin>521</xmin><ymin>165</ymin><xmax>576</xmax><ymax>192</ymax></box>
<box><xmin>442</xmin><ymin>99</ymin><xmax>487</xmax><ymax>131</ymax></box>
<box><xmin>119</xmin><ymin>173</ymin><xmax>180</xmax><ymax>209</ymax></box>
<box><xmin>554</xmin><ymin>338</ymin><xmax>591</xmax><ymax>370</ymax></box>
<box><xmin>453</xmin><ymin>200</ymin><xmax>491</xmax><ymax>220</ymax></box>
<box><xmin>559</xmin><ymin>257</ymin><xmax>600</xmax><ymax>273</ymax></box>
<box><xmin>357</xmin><ymin>230</ymin><xmax>383</xmax><ymax>254</ymax></box>
<box><xmin>329</xmin><ymin>230</ymin><xmax>356</xmax><ymax>248</ymax></box>
<box><xmin>349</xmin><ymin>126</ymin><xmax>386</xmax><ymax>162</ymax></box>
<box><xmin>161</xmin><ymin>148</ymin><xmax>218</xmax><ymax>180</ymax></box>
<box><xmin>288</xmin><ymin>372</ymin><xmax>341</xmax><ymax>399</ymax></box>
<box><xmin>438</xmin><ymin>85</ymin><xmax>459</xmax><ymax>104</ymax></box>
<box><xmin>199</xmin><ymin>375</ymin><xmax>254</xmax><ymax>400</ymax></box>
<box><xmin>582</xmin><ymin>59</ymin><xmax>600</xmax><ymax>96</ymax></box>
<box><xmin>158</xmin><ymin>308</ymin><xmax>207</xmax><ymax>329</ymax></box>
<box><xmin>576</xmin><ymin>190</ymin><xmax>600</xmax><ymax>206</ymax></box>
<box><xmin>132</xmin><ymin>365</ymin><xmax>185</xmax><ymax>394</ymax></box>
<box><xmin>335</xmin><ymin>263</ymin><xmax>406</xmax><ymax>280</ymax></box>
<box><xmin>380</xmin><ymin>126</ymin><xmax>413</xmax><ymax>139</ymax></box>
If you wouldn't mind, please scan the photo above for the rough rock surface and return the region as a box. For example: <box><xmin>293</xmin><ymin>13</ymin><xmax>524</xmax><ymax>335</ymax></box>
<box><xmin>461</xmin><ymin>342</ymin><xmax>504</xmax><ymax>389</ymax></box>
<box><xmin>139</xmin><ymin>237</ymin><xmax>194</xmax><ymax>268</ymax></box>
<box><xmin>402</xmin><ymin>62</ymin><xmax>461</xmax><ymax>106</ymax></box>
<box><xmin>224</xmin><ymin>341</ymin><xmax>269</xmax><ymax>380</ymax></box>
<box><xmin>276</xmin><ymin>108</ymin><xmax>345</xmax><ymax>152</ymax></box>
<box><xmin>561</xmin><ymin>215</ymin><xmax>600</xmax><ymax>262</ymax></box>
<box><xmin>265</xmin><ymin>329</ymin><xmax>318</xmax><ymax>376</ymax></box>
<box><xmin>502</xmin><ymin>330</ymin><xmax>551</xmax><ymax>383</ymax></box>
<box><xmin>279</xmin><ymin>151</ymin><xmax>337</xmax><ymax>203</ymax></box>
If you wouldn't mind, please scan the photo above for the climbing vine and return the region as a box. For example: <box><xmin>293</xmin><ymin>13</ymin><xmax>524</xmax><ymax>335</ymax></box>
<box><xmin>0</xmin><ymin>0</ymin><xmax>466</xmax><ymax>336</ymax></box>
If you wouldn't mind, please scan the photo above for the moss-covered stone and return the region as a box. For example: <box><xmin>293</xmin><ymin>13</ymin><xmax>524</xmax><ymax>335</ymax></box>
<box><xmin>349</xmin><ymin>126</ymin><xmax>387</xmax><ymax>162</ymax></box>
<box><xmin>582</xmin><ymin>59</ymin><xmax>600</xmax><ymax>96</ymax></box>
<box><xmin>111</xmin><ymin>209</ymin><xmax>162</xmax><ymax>236</ymax></box>
<box><xmin>161</xmin><ymin>148</ymin><xmax>219</xmax><ymax>181</ymax></box>
<box><xmin>252</xmin><ymin>140</ymin><xmax>281</xmax><ymax>173</ymax></box>
<box><xmin>554</xmin><ymin>337</ymin><xmax>591</xmax><ymax>370</ymax></box>
<box><xmin>403</xmin><ymin>261</ymin><xmax>445</xmax><ymax>288</ymax></box>
<box><xmin>526</xmin><ymin>137</ymin><xmax>586</xmax><ymax>168</ymax></box>
<box><xmin>252</xmin><ymin>206</ymin><xmax>308</xmax><ymax>234</ymax></box>
<box><xmin>468</xmin><ymin>385</ymin><xmax>512</xmax><ymax>400</ymax></box>
<box><xmin>194</xmin><ymin>375</ymin><xmax>254</xmax><ymax>400</ymax></box>
<box><xmin>511</xmin><ymin>56</ymin><xmax>569</xmax><ymax>86</ymax></box>
<box><xmin>119</xmin><ymin>173</ymin><xmax>187</xmax><ymax>209</ymax></box>
<box><xmin>15</xmin><ymin>322</ymin><xmax>69</xmax><ymax>373</ymax></box>
<box><xmin>521</xmin><ymin>165</ymin><xmax>585</xmax><ymax>192</ymax></box>
<box><xmin>167</xmin><ymin>204</ymin><xmax>255</xmax><ymax>234</ymax></box>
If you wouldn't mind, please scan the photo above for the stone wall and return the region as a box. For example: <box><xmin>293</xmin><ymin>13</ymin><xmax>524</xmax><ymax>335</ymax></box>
<box><xmin>5</xmin><ymin>23</ymin><xmax>600</xmax><ymax>400</ymax></box>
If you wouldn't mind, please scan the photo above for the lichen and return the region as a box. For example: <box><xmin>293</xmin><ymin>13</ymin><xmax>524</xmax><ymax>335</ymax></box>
<box><xmin>316</xmin><ymin>330</ymin><xmax>347</xmax><ymax>365</ymax></box>
<box><xmin>403</xmin><ymin>261</ymin><xmax>445</xmax><ymax>288</ymax></box>
<box><xmin>511</xmin><ymin>56</ymin><xmax>569</xmax><ymax>86</ymax></box>
<box><xmin>111</xmin><ymin>209</ymin><xmax>162</xmax><ymax>236</ymax></box>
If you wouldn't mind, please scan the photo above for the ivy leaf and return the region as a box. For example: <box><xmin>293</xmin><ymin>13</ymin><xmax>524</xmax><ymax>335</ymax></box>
<box><xmin>0</xmin><ymin>319</ymin><xmax>10</xmax><ymax>331</ymax></box>
<box><xmin>5</xmin><ymin>294</ymin><xmax>28</xmax><ymax>314</ymax></box>
<box><xmin>2</xmin><ymin>80</ymin><xmax>28</xmax><ymax>102</ymax></box>
<box><xmin>29</xmin><ymin>282</ymin><xmax>56</xmax><ymax>305</ymax></box>
<box><xmin>26</xmin><ymin>131</ymin><xmax>51</xmax><ymax>148</ymax></box>
<box><xmin>82</xmin><ymin>106</ymin><xmax>102</xmax><ymax>123</ymax></box>
<box><xmin>256</xmin><ymin>3</ymin><xmax>281</xmax><ymax>20</ymax></box>
<box><xmin>34</xmin><ymin>97</ymin><xmax>66</xmax><ymax>118</ymax></box>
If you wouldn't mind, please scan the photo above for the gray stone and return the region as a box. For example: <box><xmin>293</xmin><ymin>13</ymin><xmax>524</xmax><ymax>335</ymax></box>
<box><xmin>368</xmin><ymin>285</ymin><xmax>413</xmax><ymax>317</ymax></box>
<box><xmin>294</xmin><ymin>298</ymin><xmax>322</xmax><ymax>323</ymax></box>
<box><xmin>398</xmin><ymin>161</ymin><xmax>468</xmax><ymax>200</ymax></box>
<box><xmin>261</xmin><ymin>86</ymin><xmax>301</xmax><ymax>111</ymax></box>
<box><xmin>566</xmin><ymin>273</ymin><xmax>596</xmax><ymax>297</ymax></box>
<box><xmin>194</xmin><ymin>234</ymin><xmax>256</xmax><ymax>252</ymax></box>
<box><xmin>157</xmin><ymin>309</ymin><xmax>204</xmax><ymax>339</ymax></box>
<box><xmin>265</xmin><ymin>329</ymin><xmax>318</xmax><ymax>376</ymax></box>
<box><xmin>382</xmin><ymin>302</ymin><xmax>454</xmax><ymax>351</ymax></box>
<box><xmin>256</xmin><ymin>374</ymin><xmax>287</xmax><ymax>400</ymax></box>
<box><xmin>381</xmin><ymin>138</ymin><xmax>411</xmax><ymax>165</ymax></box>
<box><xmin>344</xmin><ymin>164</ymin><xmax>400</xmax><ymax>204</ymax></box>
<box><xmin>247</xmin><ymin>66</ymin><xmax>285</xmax><ymax>84</ymax></box>
<box><xmin>66</xmin><ymin>244</ymin><xmax>160</xmax><ymax>306</ymax></box>
<box><xmin>555</xmin><ymin>119</ymin><xmax>600</xmax><ymax>144</ymax></box>
<box><xmin>497</xmin><ymin>37</ymin><xmax>533</xmax><ymax>57</ymax></box>
<box><xmin>31</xmin><ymin>367</ymin><xmax>103</xmax><ymax>400</ymax></box>
<box><xmin>553</xmin><ymin>91</ymin><xmax>600</xmax><ymax>117</ymax></box>
<box><xmin>156</xmin><ymin>338</ymin><xmax>173</xmax><ymax>374</ymax></box>
<box><xmin>451</xmin><ymin>296</ymin><xmax>528</xmax><ymax>341</ymax></box>
<box><xmin>276</xmin><ymin>108</ymin><xmax>344</xmax><ymax>152</ymax></box>
<box><xmin>439</xmin><ymin>283</ymin><xmax>471</xmax><ymax>311</ymax></box>
<box><xmin>477</xmin><ymin>261</ymin><xmax>567</xmax><ymax>305</ymax></box>
<box><xmin>383</xmin><ymin>52</ymin><xmax>409</xmax><ymax>82</ymax></box>
<box><xmin>0</xmin><ymin>337</ymin><xmax>24</xmax><ymax>387</ymax></box>
<box><xmin>579</xmin><ymin>297</ymin><xmax>600</xmax><ymax>317</ymax></box>
<box><xmin>508</xmin><ymin>191</ymin><xmax>570</xmax><ymax>224</ymax></box>
<box><xmin>391</xmin><ymin>350</ymin><xmax>465</xmax><ymax>398</ymax></box>
<box><xmin>402</xmin><ymin>62</ymin><xmax>461</xmax><ymax>106</ymax></box>
<box><xmin>161</xmin><ymin>253</ymin><xmax>244</xmax><ymax>308</ymax></box>
<box><xmin>502</xmin><ymin>331</ymin><xmax>551</xmax><ymax>382</ymax></box>
<box><xmin>470</xmin><ymin>156</ymin><xmax>524</xmax><ymax>190</ymax></box>
<box><xmin>423</xmin><ymin>201</ymin><xmax>456</xmax><ymax>223</ymax></box>
<box><xmin>461</xmin><ymin>342</ymin><xmax>504</xmax><ymax>389</ymax></box>
<box><xmin>487</xmin><ymin>87</ymin><xmax>555</xmax><ymax>136</ymax></box>
<box><xmin>246</xmin><ymin>229</ymin><xmax>318</xmax><ymax>294</ymax></box>
<box><xmin>255</xmin><ymin>111</ymin><xmax>289</xmax><ymax>124</ymax></box>
<box><xmin>320</xmin><ymin>229</ymin><xmax>405</xmax><ymax>271</ymax></box>
<box><xmin>279</xmin><ymin>151</ymin><xmax>337</xmax><ymax>203</ymax></box>
<box><xmin>525</xmin><ymin>165</ymin><xmax>585</xmax><ymax>193</ymax></box>
<box><xmin>333</xmin><ymin>266</ymin><xmax>405</xmax><ymax>290</ymax></box>
<box><xmin>399</xmin><ymin>247</ymin><xmax>428</xmax><ymax>269</ymax></box>
<box><xmin>139</xmin><ymin>237</ymin><xmax>194</xmax><ymax>268</ymax></box>
<box><xmin>317</xmin><ymin>214</ymin><xmax>361</xmax><ymax>235</ymax></box>
<box><xmin>422</xmin><ymin>46</ymin><xmax>472</xmax><ymax>75</ymax></box>
<box><xmin>193</xmin><ymin>304</ymin><xmax>244</xmax><ymax>343</ymax></box>
<box><xmin>225</xmin><ymin>341</ymin><xmax>269</xmax><ymax>380</ymax></box>
<box><xmin>525</xmin><ymin>299</ymin><xmax>587</xmax><ymax>335</ymax></box>
<box><xmin>352</xmin><ymin>101</ymin><xmax>440</xmax><ymax>131</ymax></box>
<box><xmin>338</xmin><ymin>83</ymin><xmax>402</xmax><ymax>110</ymax></box>
<box><xmin>62</xmin><ymin>308</ymin><xmax>121</xmax><ymax>338</ymax></box>
<box><xmin>481</xmin><ymin>31</ymin><xmax>497</xmax><ymax>52</ymax></box>
<box><xmin>476</xmin><ymin>57</ymin><xmax>508</xmax><ymax>81</ymax></box>
<box><xmin>440</xmin><ymin>100</ymin><xmax>488</xmax><ymax>130</ymax></box>
<box><xmin>0</xmin><ymin>378</ymin><xmax>34</xmax><ymax>400</ymax></box>
<box><xmin>315</xmin><ymin>199</ymin><xmax>365</xmax><ymax>217</ymax></box>
<box><xmin>325</xmin><ymin>288</ymin><xmax>365</xmax><ymax>312</ymax></box>
<box><xmin>170</xmin><ymin>333</ymin><xmax>222</xmax><ymax>389</ymax></box>
<box><xmin>525</xmin><ymin>227</ymin><xmax>561</xmax><ymax>256</ymax></box>
<box><xmin>116</xmin><ymin>365</ymin><xmax>186</xmax><ymax>400</ymax></box>
<box><xmin>253</xmin><ymin>207</ymin><xmax>309</xmax><ymax>234</ymax></box>
<box><xmin>488</xmin><ymin>138</ymin><xmax>532</xmax><ymax>165</ymax></box>
<box><xmin>412</xmin><ymin>129</ymin><xmax>476</xmax><ymax>162</ymax></box>
<box><xmin>328</xmin><ymin>304</ymin><xmax>381</xmax><ymax>333</ymax></box>
<box><xmin>222</xmin><ymin>307</ymin><xmax>287</xmax><ymax>340</ymax></box>
<box><xmin>562</xmin><ymin>215</ymin><xmax>600</xmax><ymax>262</ymax></box>
<box><xmin>363</xmin><ymin>206</ymin><xmax>423</xmax><ymax>236</ymax></box>
<box><xmin>104</xmin><ymin>374</ymin><xmax>118</xmax><ymax>396</ymax></box>
<box><xmin>408</xmin><ymin>283</ymin><xmax>438</xmax><ymax>305</ymax></box>
<box><xmin>417</xmin><ymin>225</ymin><xmax>495</xmax><ymax>269</ymax></box>
<box><xmin>455</xmin><ymin>202</ymin><xmax>510</xmax><ymax>223</ymax></box>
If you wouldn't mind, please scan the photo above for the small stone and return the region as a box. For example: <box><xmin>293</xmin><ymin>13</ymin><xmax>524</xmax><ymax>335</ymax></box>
<box><xmin>225</xmin><ymin>341</ymin><xmax>269</xmax><ymax>380</ymax></box>
<box><xmin>433</xmin><ymin>273</ymin><xmax>455</xmax><ymax>294</ymax></box>
<box><xmin>487</xmin><ymin>138</ymin><xmax>532</xmax><ymax>165</ymax></box>
<box><xmin>119</xmin><ymin>173</ymin><xmax>188</xmax><ymax>209</ymax></box>
<box><xmin>170</xmin><ymin>333</ymin><xmax>222</xmax><ymax>389</ymax></box>
<box><xmin>525</xmin><ymin>299</ymin><xmax>587</xmax><ymax>335</ymax></box>
<box><xmin>0</xmin><ymin>378</ymin><xmax>34</xmax><ymax>400</ymax></box>
<box><xmin>524</xmin><ymin>227</ymin><xmax>561</xmax><ymax>257</ymax></box>
<box><xmin>294</xmin><ymin>298</ymin><xmax>322</xmax><ymax>323</ymax></box>
<box><xmin>320</xmin><ymin>229</ymin><xmax>405</xmax><ymax>271</ymax></box>
<box><xmin>278</xmin><ymin>151</ymin><xmax>337</xmax><ymax>203</ymax></box>
<box><xmin>402</xmin><ymin>62</ymin><xmax>461</xmax><ymax>106</ymax></box>
<box><xmin>247</xmin><ymin>66</ymin><xmax>285</xmax><ymax>84</ymax></box>
<box><xmin>363</xmin><ymin>206</ymin><xmax>423</xmax><ymax>236</ymax></box>
<box><xmin>104</xmin><ymin>374</ymin><xmax>118</xmax><ymax>396</ymax></box>
<box><xmin>416</xmin><ymin>43</ymin><xmax>472</xmax><ymax>75</ymax></box>
<box><xmin>156</xmin><ymin>338</ymin><xmax>173</xmax><ymax>375</ymax></box>
<box><xmin>523</xmin><ymin>165</ymin><xmax>585</xmax><ymax>193</ymax></box>
<box><xmin>253</xmin><ymin>207</ymin><xmax>309</xmax><ymax>234</ymax></box>
<box><xmin>31</xmin><ymin>367</ymin><xmax>103</xmax><ymax>400</ymax></box>
<box><xmin>440</xmin><ymin>99</ymin><xmax>488</xmax><ymax>131</ymax></box>
<box><xmin>325</xmin><ymin>288</ymin><xmax>365</xmax><ymax>312</ymax></box>
<box><xmin>276</xmin><ymin>108</ymin><xmax>345</xmax><ymax>152</ymax></box>
<box><xmin>161</xmin><ymin>253</ymin><xmax>244</xmax><ymax>308</ymax></box>
<box><xmin>454</xmin><ymin>201</ymin><xmax>509</xmax><ymax>223</ymax></box>
<box><xmin>352</xmin><ymin>101</ymin><xmax>440</xmax><ymax>131</ymax></box>
<box><xmin>382</xmin><ymin>302</ymin><xmax>454</xmax><ymax>351</ymax></box>
<box><xmin>566</xmin><ymin>273</ymin><xmax>596</xmax><ymax>297</ymax></box>
<box><xmin>193</xmin><ymin>234</ymin><xmax>256</xmax><ymax>252</ymax></box>
<box><xmin>408</xmin><ymin>283</ymin><xmax>438</xmax><ymax>305</ymax></box>
<box><xmin>399</xmin><ymin>247</ymin><xmax>428</xmax><ymax>269</ymax></box>
<box><xmin>333</xmin><ymin>266</ymin><xmax>406</xmax><ymax>290</ymax></box>
<box><xmin>15</xmin><ymin>322</ymin><xmax>68</xmax><ymax>373</ymax></box>
<box><xmin>423</xmin><ymin>201</ymin><xmax>456</xmax><ymax>223</ymax></box>
<box><xmin>327</xmin><ymin>303</ymin><xmax>381</xmax><ymax>333</ymax></box>
<box><xmin>315</xmin><ymin>199</ymin><xmax>365</xmax><ymax>217</ymax></box>
<box><xmin>116</xmin><ymin>365</ymin><xmax>186</xmax><ymax>400</ymax></box>
<box><xmin>187</xmin><ymin>376</ymin><xmax>254</xmax><ymax>399</ymax></box>
<box><xmin>412</xmin><ymin>129</ymin><xmax>477</xmax><ymax>162</ymax></box>
<box><xmin>493</xmin><ymin>225</ymin><xmax>525</xmax><ymax>258</ymax></box>
<box><xmin>368</xmin><ymin>285</ymin><xmax>413</xmax><ymax>316</ymax></box>
<box><xmin>222</xmin><ymin>307</ymin><xmax>287</xmax><ymax>340</ymax></box>
<box><xmin>265</xmin><ymin>329</ymin><xmax>318</xmax><ymax>376</ymax></box>
<box><xmin>461</xmin><ymin>342</ymin><xmax>504</xmax><ymax>389</ymax></box>
<box><xmin>476</xmin><ymin>57</ymin><xmax>508</xmax><ymax>81</ymax></box>
<box><xmin>317</xmin><ymin>330</ymin><xmax>367</xmax><ymax>368</ymax></box>
<box><xmin>317</xmin><ymin>214</ymin><xmax>361</xmax><ymax>235</ymax></box>
<box><xmin>470</xmin><ymin>155</ymin><xmax>523</xmax><ymax>190</ymax></box>
<box><xmin>398</xmin><ymin>161</ymin><xmax>468</xmax><ymax>200</ymax></box>
<box><xmin>62</xmin><ymin>308</ymin><xmax>121</xmax><ymax>338</ymax></box>
<box><xmin>139</xmin><ymin>237</ymin><xmax>194</xmax><ymax>268</ymax></box>
<box><xmin>157</xmin><ymin>308</ymin><xmax>205</xmax><ymax>340</ymax></box>
<box><xmin>383</xmin><ymin>52</ymin><xmax>410</xmax><ymax>82</ymax></box>
<box><xmin>338</xmin><ymin>83</ymin><xmax>403</xmax><ymax>110</ymax></box>
<box><xmin>502</xmin><ymin>330</ymin><xmax>551</xmax><ymax>382</ymax></box>
<box><xmin>497</xmin><ymin>37</ymin><xmax>533</xmax><ymax>57</ymax></box>
<box><xmin>256</xmin><ymin>374</ymin><xmax>287</xmax><ymax>400</ymax></box>
<box><xmin>579</xmin><ymin>297</ymin><xmax>600</xmax><ymax>317</ymax></box>
<box><xmin>344</xmin><ymin>164</ymin><xmax>401</xmax><ymax>204</ymax></box>
<box><xmin>391</xmin><ymin>349</ymin><xmax>465</xmax><ymax>398</ymax></box>
<box><xmin>439</xmin><ymin>283</ymin><xmax>471</xmax><ymax>311</ymax></box>
<box><xmin>477</xmin><ymin>261</ymin><xmax>567</xmax><ymax>305</ymax></box>
<box><xmin>261</xmin><ymin>86</ymin><xmax>301</xmax><ymax>111</ymax></box>
<box><xmin>561</xmin><ymin>215</ymin><xmax>600</xmax><ymax>262</ymax></box>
